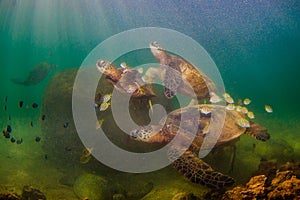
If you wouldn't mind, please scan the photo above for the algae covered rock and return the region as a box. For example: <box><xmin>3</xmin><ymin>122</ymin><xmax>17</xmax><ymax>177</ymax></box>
<box><xmin>172</xmin><ymin>192</ymin><xmax>200</xmax><ymax>200</ymax></box>
<box><xmin>73</xmin><ymin>173</ymin><xmax>111</xmax><ymax>200</ymax></box>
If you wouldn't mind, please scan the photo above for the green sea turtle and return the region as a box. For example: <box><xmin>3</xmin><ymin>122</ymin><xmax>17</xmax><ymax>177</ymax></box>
<box><xmin>130</xmin><ymin>104</ymin><xmax>270</xmax><ymax>188</ymax></box>
<box><xmin>144</xmin><ymin>42</ymin><xmax>217</xmax><ymax>100</ymax></box>
<box><xmin>11</xmin><ymin>62</ymin><xmax>57</xmax><ymax>85</ymax></box>
<box><xmin>96</xmin><ymin>59</ymin><xmax>156</xmax><ymax>98</ymax></box>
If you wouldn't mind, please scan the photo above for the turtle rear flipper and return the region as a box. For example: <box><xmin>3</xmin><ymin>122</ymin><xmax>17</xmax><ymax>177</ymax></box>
<box><xmin>171</xmin><ymin>150</ymin><xmax>235</xmax><ymax>189</ymax></box>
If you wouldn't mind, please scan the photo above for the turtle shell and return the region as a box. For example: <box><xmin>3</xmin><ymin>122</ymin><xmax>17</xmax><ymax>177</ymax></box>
<box><xmin>160</xmin><ymin>104</ymin><xmax>247</xmax><ymax>150</ymax></box>
<box><xmin>150</xmin><ymin>42</ymin><xmax>217</xmax><ymax>100</ymax></box>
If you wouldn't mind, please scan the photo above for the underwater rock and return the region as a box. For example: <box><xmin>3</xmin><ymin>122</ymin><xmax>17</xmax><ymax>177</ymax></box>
<box><xmin>73</xmin><ymin>173</ymin><xmax>111</xmax><ymax>200</ymax></box>
<box><xmin>41</xmin><ymin>68</ymin><xmax>171</xmax><ymax>167</ymax></box>
<box><xmin>222</xmin><ymin>170</ymin><xmax>300</xmax><ymax>200</ymax></box>
<box><xmin>267</xmin><ymin>172</ymin><xmax>300</xmax><ymax>199</ymax></box>
<box><xmin>0</xmin><ymin>192</ymin><xmax>21</xmax><ymax>200</ymax></box>
<box><xmin>172</xmin><ymin>192</ymin><xmax>201</xmax><ymax>200</ymax></box>
<box><xmin>21</xmin><ymin>185</ymin><xmax>46</xmax><ymax>200</ymax></box>
<box><xmin>125</xmin><ymin>181</ymin><xmax>153</xmax><ymax>199</ymax></box>
<box><xmin>279</xmin><ymin>161</ymin><xmax>300</xmax><ymax>179</ymax></box>
<box><xmin>252</xmin><ymin>159</ymin><xmax>277</xmax><ymax>185</ymax></box>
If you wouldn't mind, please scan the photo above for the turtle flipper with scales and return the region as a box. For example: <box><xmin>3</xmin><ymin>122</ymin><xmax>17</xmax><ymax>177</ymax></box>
<box><xmin>130</xmin><ymin>104</ymin><xmax>270</xmax><ymax>189</ymax></box>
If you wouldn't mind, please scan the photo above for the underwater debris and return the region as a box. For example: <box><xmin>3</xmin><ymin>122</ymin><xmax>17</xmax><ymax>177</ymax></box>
<box><xmin>32</xmin><ymin>103</ymin><xmax>38</xmax><ymax>108</ymax></box>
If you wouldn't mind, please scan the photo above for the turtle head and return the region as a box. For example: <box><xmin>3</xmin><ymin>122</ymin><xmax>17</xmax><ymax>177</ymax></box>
<box><xmin>245</xmin><ymin>122</ymin><xmax>270</xmax><ymax>142</ymax></box>
<box><xmin>130</xmin><ymin>125</ymin><xmax>170</xmax><ymax>143</ymax></box>
<box><xmin>149</xmin><ymin>41</ymin><xmax>167</xmax><ymax>61</ymax></box>
<box><xmin>96</xmin><ymin>59</ymin><xmax>122</xmax><ymax>83</ymax></box>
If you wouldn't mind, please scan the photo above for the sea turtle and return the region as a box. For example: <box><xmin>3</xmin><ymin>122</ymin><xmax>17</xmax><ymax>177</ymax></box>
<box><xmin>96</xmin><ymin>59</ymin><xmax>156</xmax><ymax>98</ymax></box>
<box><xmin>11</xmin><ymin>62</ymin><xmax>57</xmax><ymax>85</ymax></box>
<box><xmin>130</xmin><ymin>104</ymin><xmax>270</xmax><ymax>188</ymax></box>
<box><xmin>143</xmin><ymin>42</ymin><xmax>217</xmax><ymax>101</ymax></box>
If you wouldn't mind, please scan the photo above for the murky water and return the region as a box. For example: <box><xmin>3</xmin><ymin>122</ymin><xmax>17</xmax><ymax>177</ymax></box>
<box><xmin>0</xmin><ymin>1</ymin><xmax>299</xmax><ymax>199</ymax></box>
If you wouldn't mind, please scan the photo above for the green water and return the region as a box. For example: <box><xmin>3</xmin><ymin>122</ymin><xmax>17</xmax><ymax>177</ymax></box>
<box><xmin>0</xmin><ymin>0</ymin><xmax>300</xmax><ymax>199</ymax></box>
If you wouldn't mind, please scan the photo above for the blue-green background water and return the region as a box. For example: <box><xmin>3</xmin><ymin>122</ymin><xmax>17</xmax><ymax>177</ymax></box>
<box><xmin>0</xmin><ymin>0</ymin><xmax>300</xmax><ymax>199</ymax></box>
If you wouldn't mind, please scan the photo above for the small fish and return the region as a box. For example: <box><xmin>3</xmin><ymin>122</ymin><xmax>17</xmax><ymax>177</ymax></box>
<box><xmin>63</xmin><ymin>122</ymin><xmax>69</xmax><ymax>128</ymax></box>
<box><xmin>120</xmin><ymin>62</ymin><xmax>127</xmax><ymax>69</ymax></box>
<box><xmin>247</xmin><ymin>111</ymin><xmax>255</xmax><ymax>119</ymax></box>
<box><xmin>241</xmin><ymin>107</ymin><xmax>248</xmax><ymax>114</ymax></box>
<box><xmin>236</xmin><ymin>118</ymin><xmax>250</xmax><ymax>128</ymax></box>
<box><xmin>224</xmin><ymin>96</ymin><xmax>234</xmax><ymax>104</ymax></box>
<box><xmin>80</xmin><ymin>147</ymin><xmax>93</xmax><ymax>164</ymax></box>
<box><xmin>30</xmin><ymin>121</ymin><xmax>33</xmax><ymax>127</ymax></box>
<box><xmin>44</xmin><ymin>154</ymin><xmax>48</xmax><ymax>160</ymax></box>
<box><xmin>32</xmin><ymin>103</ymin><xmax>38</xmax><ymax>108</ymax></box>
<box><xmin>203</xmin><ymin>122</ymin><xmax>210</xmax><ymax>135</ymax></box>
<box><xmin>4</xmin><ymin>96</ymin><xmax>7</xmax><ymax>103</ymax></box>
<box><xmin>236</xmin><ymin>105</ymin><xmax>243</xmax><ymax>112</ymax></box>
<box><xmin>209</xmin><ymin>92</ymin><xmax>222</xmax><ymax>103</ymax></box>
<box><xmin>226</xmin><ymin>104</ymin><xmax>235</xmax><ymax>111</ymax></box>
<box><xmin>200</xmin><ymin>105</ymin><xmax>212</xmax><ymax>115</ymax></box>
<box><xmin>102</xmin><ymin>94</ymin><xmax>112</xmax><ymax>103</ymax></box>
<box><xmin>265</xmin><ymin>105</ymin><xmax>273</xmax><ymax>113</ymax></box>
<box><xmin>223</xmin><ymin>93</ymin><xmax>231</xmax><ymax>99</ymax></box>
<box><xmin>243</xmin><ymin>98</ymin><xmax>251</xmax><ymax>105</ymax></box>
<box><xmin>99</xmin><ymin>102</ymin><xmax>110</xmax><ymax>111</ymax></box>
<box><xmin>4</xmin><ymin>105</ymin><xmax>7</xmax><ymax>111</ymax></box>
<box><xmin>6</xmin><ymin>125</ymin><xmax>12</xmax><ymax>133</ymax></box>
<box><xmin>41</xmin><ymin>114</ymin><xmax>46</xmax><ymax>121</ymax></box>
<box><xmin>8</xmin><ymin>115</ymin><xmax>11</xmax><ymax>121</ymax></box>
<box><xmin>16</xmin><ymin>138</ymin><xmax>23</xmax><ymax>144</ymax></box>
<box><xmin>35</xmin><ymin>136</ymin><xmax>41</xmax><ymax>142</ymax></box>
<box><xmin>19</xmin><ymin>101</ymin><xmax>24</xmax><ymax>108</ymax></box>
<box><xmin>96</xmin><ymin>118</ymin><xmax>104</xmax><ymax>129</ymax></box>
<box><xmin>2</xmin><ymin>131</ymin><xmax>10</xmax><ymax>139</ymax></box>
<box><xmin>10</xmin><ymin>137</ymin><xmax>16</xmax><ymax>143</ymax></box>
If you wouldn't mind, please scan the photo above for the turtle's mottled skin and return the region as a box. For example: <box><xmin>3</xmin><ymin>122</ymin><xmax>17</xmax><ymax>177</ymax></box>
<box><xmin>96</xmin><ymin>60</ymin><xmax>156</xmax><ymax>98</ymax></box>
<box><xmin>144</xmin><ymin>42</ymin><xmax>217</xmax><ymax>100</ymax></box>
<box><xmin>130</xmin><ymin>104</ymin><xmax>270</xmax><ymax>189</ymax></box>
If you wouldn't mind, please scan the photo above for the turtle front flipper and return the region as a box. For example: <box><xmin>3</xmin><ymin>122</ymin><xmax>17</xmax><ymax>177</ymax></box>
<box><xmin>169</xmin><ymin>150</ymin><xmax>235</xmax><ymax>189</ymax></box>
<box><xmin>163</xmin><ymin>61</ymin><xmax>182</xmax><ymax>99</ymax></box>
